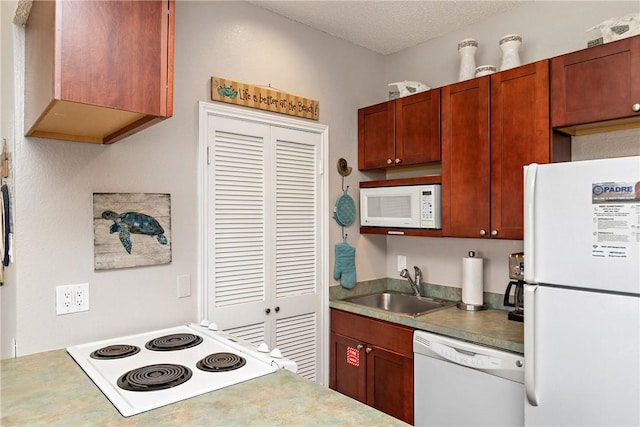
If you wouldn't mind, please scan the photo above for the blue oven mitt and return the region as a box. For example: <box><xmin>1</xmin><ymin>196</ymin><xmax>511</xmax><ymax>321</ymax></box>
<box><xmin>334</xmin><ymin>239</ymin><xmax>356</xmax><ymax>289</ymax></box>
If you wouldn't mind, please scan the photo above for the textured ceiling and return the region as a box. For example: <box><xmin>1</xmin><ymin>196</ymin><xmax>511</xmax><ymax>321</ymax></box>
<box><xmin>249</xmin><ymin>1</ymin><xmax>528</xmax><ymax>55</ymax></box>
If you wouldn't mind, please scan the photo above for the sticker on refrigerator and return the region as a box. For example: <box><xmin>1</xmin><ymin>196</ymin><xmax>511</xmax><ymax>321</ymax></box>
<box><xmin>591</xmin><ymin>181</ymin><xmax>640</xmax><ymax>259</ymax></box>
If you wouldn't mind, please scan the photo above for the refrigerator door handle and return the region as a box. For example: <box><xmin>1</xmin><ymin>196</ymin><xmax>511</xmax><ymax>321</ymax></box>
<box><xmin>524</xmin><ymin>284</ymin><xmax>538</xmax><ymax>406</ymax></box>
<box><xmin>524</xmin><ymin>163</ymin><xmax>538</xmax><ymax>284</ymax></box>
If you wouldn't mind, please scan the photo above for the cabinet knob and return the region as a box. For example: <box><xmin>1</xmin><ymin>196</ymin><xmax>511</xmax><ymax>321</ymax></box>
<box><xmin>491</xmin><ymin>230</ymin><xmax>498</xmax><ymax>236</ymax></box>
<box><xmin>633</xmin><ymin>103</ymin><xmax>640</xmax><ymax>112</ymax></box>
<box><xmin>265</xmin><ymin>308</ymin><xmax>271</xmax><ymax>314</ymax></box>
<box><xmin>386</xmin><ymin>159</ymin><xmax>393</xmax><ymax>165</ymax></box>
<box><xmin>356</xmin><ymin>344</ymin><xmax>364</xmax><ymax>351</ymax></box>
<box><xmin>395</xmin><ymin>158</ymin><xmax>401</xmax><ymax>164</ymax></box>
<box><xmin>479</xmin><ymin>229</ymin><xmax>486</xmax><ymax>236</ymax></box>
<box><xmin>366</xmin><ymin>347</ymin><xmax>372</xmax><ymax>354</ymax></box>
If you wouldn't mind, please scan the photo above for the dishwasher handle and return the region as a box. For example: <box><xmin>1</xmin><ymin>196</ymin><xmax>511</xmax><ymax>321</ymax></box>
<box><xmin>429</xmin><ymin>341</ymin><xmax>495</xmax><ymax>370</ymax></box>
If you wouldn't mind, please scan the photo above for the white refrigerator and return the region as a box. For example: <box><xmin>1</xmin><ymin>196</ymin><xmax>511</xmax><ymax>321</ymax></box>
<box><xmin>523</xmin><ymin>156</ymin><xmax>640</xmax><ymax>427</ymax></box>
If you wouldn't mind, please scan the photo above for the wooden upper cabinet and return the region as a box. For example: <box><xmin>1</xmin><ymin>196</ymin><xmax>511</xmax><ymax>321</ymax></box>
<box><xmin>395</xmin><ymin>89</ymin><xmax>441</xmax><ymax>166</ymax></box>
<box><xmin>490</xmin><ymin>60</ymin><xmax>556</xmax><ymax>240</ymax></box>
<box><xmin>358</xmin><ymin>100</ymin><xmax>395</xmax><ymax>169</ymax></box>
<box><xmin>442</xmin><ymin>60</ymin><xmax>564</xmax><ymax>240</ymax></box>
<box><xmin>358</xmin><ymin>89</ymin><xmax>440</xmax><ymax>170</ymax></box>
<box><xmin>25</xmin><ymin>0</ymin><xmax>175</xmax><ymax>144</ymax></box>
<box><xmin>441</xmin><ymin>76</ymin><xmax>491</xmax><ymax>238</ymax></box>
<box><xmin>551</xmin><ymin>35</ymin><xmax>640</xmax><ymax>133</ymax></box>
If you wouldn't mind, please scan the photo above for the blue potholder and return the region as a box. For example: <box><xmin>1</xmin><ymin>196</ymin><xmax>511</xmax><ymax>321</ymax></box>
<box><xmin>334</xmin><ymin>240</ymin><xmax>356</xmax><ymax>289</ymax></box>
<box><xmin>334</xmin><ymin>190</ymin><xmax>355</xmax><ymax>227</ymax></box>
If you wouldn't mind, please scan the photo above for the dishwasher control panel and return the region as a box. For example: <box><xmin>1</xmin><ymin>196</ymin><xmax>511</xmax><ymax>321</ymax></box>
<box><xmin>413</xmin><ymin>330</ymin><xmax>524</xmax><ymax>383</ymax></box>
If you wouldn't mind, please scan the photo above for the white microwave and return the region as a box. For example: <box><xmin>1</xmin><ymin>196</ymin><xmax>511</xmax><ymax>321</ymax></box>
<box><xmin>360</xmin><ymin>184</ymin><xmax>442</xmax><ymax>229</ymax></box>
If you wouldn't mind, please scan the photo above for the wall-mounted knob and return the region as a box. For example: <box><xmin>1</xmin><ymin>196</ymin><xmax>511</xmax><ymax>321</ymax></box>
<box><xmin>633</xmin><ymin>103</ymin><xmax>640</xmax><ymax>112</ymax></box>
<box><xmin>395</xmin><ymin>158</ymin><xmax>401</xmax><ymax>164</ymax></box>
<box><xmin>491</xmin><ymin>230</ymin><xmax>498</xmax><ymax>236</ymax></box>
<box><xmin>265</xmin><ymin>308</ymin><xmax>271</xmax><ymax>314</ymax></box>
<box><xmin>479</xmin><ymin>229</ymin><xmax>486</xmax><ymax>236</ymax></box>
<box><xmin>387</xmin><ymin>159</ymin><xmax>393</xmax><ymax>165</ymax></box>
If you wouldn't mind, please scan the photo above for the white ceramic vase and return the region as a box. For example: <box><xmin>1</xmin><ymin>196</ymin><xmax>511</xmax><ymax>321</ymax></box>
<box><xmin>457</xmin><ymin>38</ymin><xmax>478</xmax><ymax>81</ymax></box>
<box><xmin>475</xmin><ymin>65</ymin><xmax>496</xmax><ymax>77</ymax></box>
<box><xmin>499</xmin><ymin>34</ymin><xmax>522</xmax><ymax>71</ymax></box>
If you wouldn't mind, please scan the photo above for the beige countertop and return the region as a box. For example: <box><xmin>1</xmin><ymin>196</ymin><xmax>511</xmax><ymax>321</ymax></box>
<box><xmin>330</xmin><ymin>279</ymin><xmax>524</xmax><ymax>354</ymax></box>
<box><xmin>1</xmin><ymin>349</ymin><xmax>407</xmax><ymax>427</ymax></box>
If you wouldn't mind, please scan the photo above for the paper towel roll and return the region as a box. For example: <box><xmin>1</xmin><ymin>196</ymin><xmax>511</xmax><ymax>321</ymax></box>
<box><xmin>462</xmin><ymin>251</ymin><xmax>483</xmax><ymax>306</ymax></box>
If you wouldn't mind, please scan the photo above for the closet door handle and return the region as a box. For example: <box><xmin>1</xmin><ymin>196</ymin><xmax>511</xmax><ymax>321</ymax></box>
<box><xmin>275</xmin><ymin>306</ymin><xmax>280</xmax><ymax>312</ymax></box>
<box><xmin>265</xmin><ymin>308</ymin><xmax>271</xmax><ymax>314</ymax></box>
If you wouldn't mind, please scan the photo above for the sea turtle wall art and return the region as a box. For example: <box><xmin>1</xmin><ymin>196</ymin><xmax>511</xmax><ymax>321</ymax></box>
<box><xmin>93</xmin><ymin>193</ymin><xmax>172</xmax><ymax>270</ymax></box>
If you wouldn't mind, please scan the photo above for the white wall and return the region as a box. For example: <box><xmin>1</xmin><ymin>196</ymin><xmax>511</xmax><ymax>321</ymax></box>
<box><xmin>0</xmin><ymin>1</ymin><xmax>18</xmax><ymax>359</ymax></box>
<box><xmin>1</xmin><ymin>1</ymin><xmax>383</xmax><ymax>357</ymax></box>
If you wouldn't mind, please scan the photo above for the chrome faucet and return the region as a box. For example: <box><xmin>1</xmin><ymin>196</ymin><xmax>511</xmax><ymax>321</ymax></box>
<box><xmin>400</xmin><ymin>266</ymin><xmax>422</xmax><ymax>296</ymax></box>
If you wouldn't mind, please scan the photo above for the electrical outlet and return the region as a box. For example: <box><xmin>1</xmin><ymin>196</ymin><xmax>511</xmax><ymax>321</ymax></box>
<box><xmin>397</xmin><ymin>255</ymin><xmax>407</xmax><ymax>271</ymax></box>
<box><xmin>56</xmin><ymin>283</ymin><xmax>89</xmax><ymax>315</ymax></box>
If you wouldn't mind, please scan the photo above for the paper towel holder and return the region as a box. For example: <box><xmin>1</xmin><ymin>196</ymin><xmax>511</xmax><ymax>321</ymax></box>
<box><xmin>456</xmin><ymin>301</ymin><xmax>487</xmax><ymax>311</ymax></box>
<box><xmin>457</xmin><ymin>250</ymin><xmax>488</xmax><ymax>311</ymax></box>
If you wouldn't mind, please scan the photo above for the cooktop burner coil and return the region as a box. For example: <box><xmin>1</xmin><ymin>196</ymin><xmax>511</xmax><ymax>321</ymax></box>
<box><xmin>90</xmin><ymin>344</ymin><xmax>141</xmax><ymax>360</ymax></box>
<box><xmin>145</xmin><ymin>333</ymin><xmax>203</xmax><ymax>351</ymax></box>
<box><xmin>196</xmin><ymin>352</ymin><xmax>247</xmax><ymax>372</ymax></box>
<box><xmin>117</xmin><ymin>364</ymin><xmax>193</xmax><ymax>392</ymax></box>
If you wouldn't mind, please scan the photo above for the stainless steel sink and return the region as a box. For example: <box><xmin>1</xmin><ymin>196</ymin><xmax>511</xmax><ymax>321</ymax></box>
<box><xmin>343</xmin><ymin>290</ymin><xmax>455</xmax><ymax>317</ymax></box>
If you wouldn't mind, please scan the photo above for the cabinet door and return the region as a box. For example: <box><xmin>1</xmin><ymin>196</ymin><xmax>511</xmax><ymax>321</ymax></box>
<box><xmin>551</xmin><ymin>35</ymin><xmax>640</xmax><ymax>127</ymax></box>
<box><xmin>490</xmin><ymin>60</ymin><xmax>551</xmax><ymax>240</ymax></box>
<box><xmin>441</xmin><ymin>77</ymin><xmax>491</xmax><ymax>238</ymax></box>
<box><xmin>205</xmin><ymin>115</ymin><xmax>323</xmax><ymax>382</ymax></box>
<box><xmin>358</xmin><ymin>100</ymin><xmax>395</xmax><ymax>170</ymax></box>
<box><xmin>58</xmin><ymin>1</ymin><xmax>172</xmax><ymax>116</ymax></box>
<box><xmin>366</xmin><ymin>345</ymin><xmax>414</xmax><ymax>424</ymax></box>
<box><xmin>395</xmin><ymin>89</ymin><xmax>441</xmax><ymax>166</ymax></box>
<box><xmin>330</xmin><ymin>332</ymin><xmax>367</xmax><ymax>403</ymax></box>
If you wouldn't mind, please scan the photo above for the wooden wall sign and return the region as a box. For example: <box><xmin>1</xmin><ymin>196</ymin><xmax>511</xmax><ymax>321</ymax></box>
<box><xmin>211</xmin><ymin>76</ymin><xmax>319</xmax><ymax>120</ymax></box>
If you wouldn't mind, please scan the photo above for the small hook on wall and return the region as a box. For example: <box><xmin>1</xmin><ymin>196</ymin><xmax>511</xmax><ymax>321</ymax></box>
<box><xmin>337</xmin><ymin>158</ymin><xmax>352</xmax><ymax>192</ymax></box>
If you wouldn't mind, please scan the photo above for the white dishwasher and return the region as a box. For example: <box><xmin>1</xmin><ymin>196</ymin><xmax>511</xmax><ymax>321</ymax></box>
<box><xmin>413</xmin><ymin>330</ymin><xmax>524</xmax><ymax>427</ymax></box>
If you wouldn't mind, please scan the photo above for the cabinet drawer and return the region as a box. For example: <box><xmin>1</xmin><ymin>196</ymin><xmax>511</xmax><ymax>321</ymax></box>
<box><xmin>330</xmin><ymin>309</ymin><xmax>414</xmax><ymax>358</ymax></box>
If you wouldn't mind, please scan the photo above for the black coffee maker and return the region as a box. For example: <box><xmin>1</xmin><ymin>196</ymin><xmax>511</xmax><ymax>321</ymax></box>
<box><xmin>503</xmin><ymin>252</ymin><xmax>525</xmax><ymax>322</ymax></box>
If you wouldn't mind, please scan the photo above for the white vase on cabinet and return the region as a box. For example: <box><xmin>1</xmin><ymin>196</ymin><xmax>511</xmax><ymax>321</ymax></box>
<box><xmin>499</xmin><ymin>34</ymin><xmax>522</xmax><ymax>71</ymax></box>
<box><xmin>457</xmin><ymin>38</ymin><xmax>478</xmax><ymax>81</ymax></box>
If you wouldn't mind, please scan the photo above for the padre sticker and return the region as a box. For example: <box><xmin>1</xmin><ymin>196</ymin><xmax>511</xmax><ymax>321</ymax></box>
<box><xmin>591</xmin><ymin>181</ymin><xmax>640</xmax><ymax>259</ymax></box>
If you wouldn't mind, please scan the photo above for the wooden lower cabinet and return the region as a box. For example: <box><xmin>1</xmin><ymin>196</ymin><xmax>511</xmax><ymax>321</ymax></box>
<box><xmin>330</xmin><ymin>309</ymin><xmax>414</xmax><ymax>424</ymax></box>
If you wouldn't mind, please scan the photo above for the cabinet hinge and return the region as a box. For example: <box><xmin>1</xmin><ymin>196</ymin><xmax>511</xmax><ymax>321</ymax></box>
<box><xmin>206</xmin><ymin>146</ymin><xmax>212</xmax><ymax>165</ymax></box>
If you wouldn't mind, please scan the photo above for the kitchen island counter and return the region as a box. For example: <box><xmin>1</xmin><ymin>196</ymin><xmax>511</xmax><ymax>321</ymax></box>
<box><xmin>1</xmin><ymin>349</ymin><xmax>407</xmax><ymax>426</ymax></box>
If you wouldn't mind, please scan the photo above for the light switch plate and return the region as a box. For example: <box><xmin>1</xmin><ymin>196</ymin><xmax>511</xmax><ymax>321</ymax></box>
<box><xmin>177</xmin><ymin>275</ymin><xmax>191</xmax><ymax>298</ymax></box>
<box><xmin>397</xmin><ymin>255</ymin><xmax>407</xmax><ymax>271</ymax></box>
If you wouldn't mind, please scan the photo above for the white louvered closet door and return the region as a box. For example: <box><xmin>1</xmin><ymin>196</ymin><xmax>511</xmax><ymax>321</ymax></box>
<box><xmin>207</xmin><ymin>116</ymin><xmax>321</xmax><ymax>381</ymax></box>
